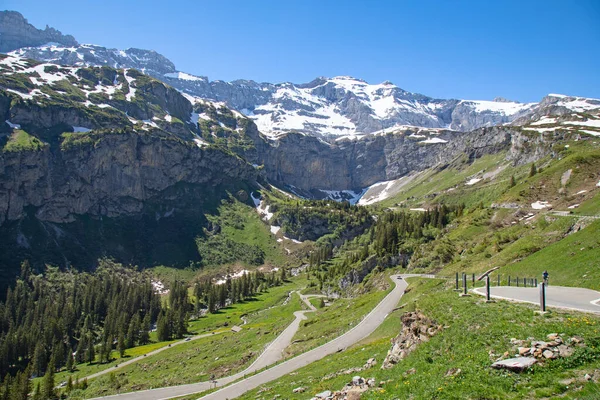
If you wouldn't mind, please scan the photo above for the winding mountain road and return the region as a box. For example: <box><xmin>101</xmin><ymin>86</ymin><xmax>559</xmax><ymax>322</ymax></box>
<box><xmin>90</xmin><ymin>274</ymin><xmax>419</xmax><ymax>400</ymax></box>
<box><xmin>473</xmin><ymin>285</ymin><xmax>600</xmax><ymax>314</ymax></box>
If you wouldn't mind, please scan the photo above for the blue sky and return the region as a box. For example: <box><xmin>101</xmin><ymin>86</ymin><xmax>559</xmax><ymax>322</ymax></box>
<box><xmin>5</xmin><ymin>0</ymin><xmax>600</xmax><ymax>102</ymax></box>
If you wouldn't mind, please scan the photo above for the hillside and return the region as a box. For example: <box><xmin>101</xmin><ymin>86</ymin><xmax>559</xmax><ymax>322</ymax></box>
<box><xmin>0</xmin><ymin>9</ymin><xmax>599</xmax><ymax>400</ymax></box>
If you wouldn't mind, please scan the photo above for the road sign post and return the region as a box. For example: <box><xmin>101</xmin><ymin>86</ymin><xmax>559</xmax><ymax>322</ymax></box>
<box><xmin>455</xmin><ymin>272</ymin><xmax>459</xmax><ymax>290</ymax></box>
<box><xmin>539</xmin><ymin>282</ymin><xmax>546</xmax><ymax>312</ymax></box>
<box><xmin>486</xmin><ymin>275</ymin><xmax>491</xmax><ymax>301</ymax></box>
<box><xmin>463</xmin><ymin>273</ymin><xmax>467</xmax><ymax>295</ymax></box>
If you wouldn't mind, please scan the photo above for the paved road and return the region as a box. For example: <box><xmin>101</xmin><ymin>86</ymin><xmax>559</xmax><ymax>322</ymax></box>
<box><xmin>90</xmin><ymin>274</ymin><xmax>417</xmax><ymax>400</ymax></box>
<box><xmin>473</xmin><ymin>285</ymin><xmax>600</xmax><ymax>314</ymax></box>
<box><xmin>89</xmin><ymin>291</ymin><xmax>318</xmax><ymax>400</ymax></box>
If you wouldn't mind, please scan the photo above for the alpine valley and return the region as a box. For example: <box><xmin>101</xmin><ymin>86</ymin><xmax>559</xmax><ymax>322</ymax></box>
<box><xmin>1</xmin><ymin>9</ymin><xmax>600</xmax><ymax>400</ymax></box>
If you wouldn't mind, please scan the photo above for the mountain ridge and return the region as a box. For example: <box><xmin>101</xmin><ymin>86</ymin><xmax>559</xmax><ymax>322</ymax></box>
<box><xmin>6</xmin><ymin>10</ymin><xmax>599</xmax><ymax>141</ymax></box>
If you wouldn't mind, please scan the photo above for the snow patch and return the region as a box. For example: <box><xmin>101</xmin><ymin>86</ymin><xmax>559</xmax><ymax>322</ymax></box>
<box><xmin>466</xmin><ymin>178</ymin><xmax>482</xmax><ymax>186</ymax></box>
<box><xmin>270</xmin><ymin>226</ymin><xmax>281</xmax><ymax>235</ymax></box>
<box><xmin>164</xmin><ymin>71</ymin><xmax>206</xmax><ymax>81</ymax></box>
<box><xmin>5</xmin><ymin>120</ymin><xmax>21</xmax><ymax>129</ymax></box>
<box><xmin>152</xmin><ymin>280</ymin><xmax>169</xmax><ymax>295</ymax></box>
<box><xmin>72</xmin><ymin>126</ymin><xmax>91</xmax><ymax>133</ymax></box>
<box><xmin>420</xmin><ymin>137</ymin><xmax>447</xmax><ymax>144</ymax></box>
<box><xmin>193</xmin><ymin>137</ymin><xmax>208</xmax><ymax>148</ymax></box>
<box><xmin>318</xmin><ymin>189</ymin><xmax>367</xmax><ymax>205</ymax></box>
<box><xmin>531</xmin><ymin>201</ymin><xmax>551</xmax><ymax>210</ymax></box>
<box><xmin>123</xmin><ymin>69</ymin><xmax>136</xmax><ymax>101</ymax></box>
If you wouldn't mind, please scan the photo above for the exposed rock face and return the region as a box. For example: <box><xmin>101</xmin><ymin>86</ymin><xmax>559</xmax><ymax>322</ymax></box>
<box><xmin>0</xmin><ymin>11</ymin><xmax>78</xmax><ymax>52</ymax></box>
<box><xmin>0</xmin><ymin>132</ymin><xmax>256</xmax><ymax>225</ymax></box>
<box><xmin>250</xmin><ymin>125</ymin><xmax>544</xmax><ymax>193</ymax></box>
<box><xmin>0</xmin><ymin>55</ymin><xmax>260</xmax><ymax>278</ymax></box>
<box><xmin>382</xmin><ymin>312</ymin><xmax>442</xmax><ymax>369</ymax></box>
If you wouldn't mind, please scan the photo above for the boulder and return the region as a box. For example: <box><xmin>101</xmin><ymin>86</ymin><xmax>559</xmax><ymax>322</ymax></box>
<box><xmin>491</xmin><ymin>357</ymin><xmax>537</xmax><ymax>372</ymax></box>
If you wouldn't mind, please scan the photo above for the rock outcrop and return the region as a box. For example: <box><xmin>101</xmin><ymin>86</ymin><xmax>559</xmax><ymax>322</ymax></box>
<box><xmin>382</xmin><ymin>312</ymin><xmax>442</xmax><ymax>369</ymax></box>
<box><xmin>0</xmin><ymin>11</ymin><xmax>78</xmax><ymax>52</ymax></box>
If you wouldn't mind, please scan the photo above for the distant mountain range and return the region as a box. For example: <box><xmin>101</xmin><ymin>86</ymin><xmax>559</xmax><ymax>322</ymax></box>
<box><xmin>4</xmin><ymin>10</ymin><xmax>599</xmax><ymax>142</ymax></box>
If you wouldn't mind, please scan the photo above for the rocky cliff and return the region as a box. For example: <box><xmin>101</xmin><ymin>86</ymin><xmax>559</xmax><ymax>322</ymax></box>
<box><xmin>0</xmin><ymin>11</ymin><xmax>78</xmax><ymax>52</ymax></box>
<box><xmin>0</xmin><ymin>54</ymin><xmax>259</xmax><ymax>277</ymax></box>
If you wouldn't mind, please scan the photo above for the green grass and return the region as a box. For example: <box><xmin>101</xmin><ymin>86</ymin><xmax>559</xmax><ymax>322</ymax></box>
<box><xmin>69</xmin><ymin>287</ymin><xmax>304</xmax><ymax>399</ymax></box>
<box><xmin>218</xmin><ymin>200</ymin><xmax>288</xmax><ymax>266</ymax></box>
<box><xmin>236</xmin><ymin>277</ymin><xmax>600</xmax><ymax>400</ymax></box>
<box><xmin>3</xmin><ymin>129</ymin><xmax>46</xmax><ymax>152</ymax></box>
<box><xmin>500</xmin><ymin>219</ymin><xmax>600</xmax><ymax>289</ymax></box>
<box><xmin>285</xmin><ymin>281</ymin><xmax>391</xmax><ymax>357</ymax></box>
<box><xmin>377</xmin><ymin>152</ymin><xmax>508</xmax><ymax>209</ymax></box>
<box><xmin>148</xmin><ymin>265</ymin><xmax>199</xmax><ymax>285</ymax></box>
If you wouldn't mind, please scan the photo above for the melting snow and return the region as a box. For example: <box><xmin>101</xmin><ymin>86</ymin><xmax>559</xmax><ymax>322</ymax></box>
<box><xmin>358</xmin><ymin>180</ymin><xmax>396</xmax><ymax>205</ymax></box>
<box><xmin>531</xmin><ymin>201</ymin><xmax>551</xmax><ymax>210</ymax></box>
<box><xmin>164</xmin><ymin>72</ymin><xmax>205</xmax><ymax>81</ymax></box>
<box><xmin>215</xmin><ymin>269</ymin><xmax>250</xmax><ymax>285</ymax></box>
<box><xmin>270</xmin><ymin>226</ymin><xmax>281</xmax><ymax>235</ymax></box>
<box><xmin>462</xmin><ymin>99</ymin><xmax>535</xmax><ymax>114</ymax></box>
<box><xmin>410</xmin><ymin>208</ymin><xmax>427</xmax><ymax>212</ymax></box>
<box><xmin>568</xmin><ymin>204</ymin><xmax>580</xmax><ymax>209</ymax></box>
<box><xmin>251</xmin><ymin>192</ymin><xmax>274</xmax><ymax>221</ymax></box>
<box><xmin>152</xmin><ymin>280</ymin><xmax>169</xmax><ymax>295</ymax></box>
<box><xmin>318</xmin><ymin>189</ymin><xmax>367</xmax><ymax>205</ymax></box>
<box><xmin>123</xmin><ymin>69</ymin><xmax>136</xmax><ymax>101</ymax></box>
<box><xmin>420</xmin><ymin>137</ymin><xmax>447</xmax><ymax>144</ymax></box>
<box><xmin>576</xmin><ymin>190</ymin><xmax>587</xmax><ymax>195</ymax></box>
<box><xmin>72</xmin><ymin>126</ymin><xmax>91</xmax><ymax>133</ymax></box>
<box><xmin>193</xmin><ymin>137</ymin><xmax>208</xmax><ymax>148</ymax></box>
<box><xmin>531</xmin><ymin>116</ymin><xmax>558</xmax><ymax>125</ymax></box>
<box><xmin>466</xmin><ymin>178</ymin><xmax>482</xmax><ymax>186</ymax></box>
<box><xmin>164</xmin><ymin>114</ymin><xmax>172</xmax><ymax>122</ymax></box>
<box><xmin>568</xmin><ymin>119</ymin><xmax>600</xmax><ymax>128</ymax></box>
<box><xmin>5</xmin><ymin>120</ymin><xmax>21</xmax><ymax>129</ymax></box>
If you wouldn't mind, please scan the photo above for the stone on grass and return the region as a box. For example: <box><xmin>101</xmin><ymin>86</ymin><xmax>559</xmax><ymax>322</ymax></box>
<box><xmin>491</xmin><ymin>357</ymin><xmax>537</xmax><ymax>372</ymax></box>
<box><xmin>293</xmin><ymin>387</ymin><xmax>305</xmax><ymax>393</ymax></box>
<box><xmin>542</xmin><ymin>350</ymin><xmax>556</xmax><ymax>359</ymax></box>
<box><xmin>314</xmin><ymin>390</ymin><xmax>332</xmax><ymax>399</ymax></box>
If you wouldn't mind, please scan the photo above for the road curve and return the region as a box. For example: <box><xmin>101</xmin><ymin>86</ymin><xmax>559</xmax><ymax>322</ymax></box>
<box><xmin>90</xmin><ymin>274</ymin><xmax>417</xmax><ymax>400</ymax></box>
<box><xmin>473</xmin><ymin>285</ymin><xmax>600</xmax><ymax>314</ymax></box>
<box><xmin>196</xmin><ymin>275</ymin><xmax>411</xmax><ymax>400</ymax></box>
<box><xmin>89</xmin><ymin>291</ymin><xmax>318</xmax><ymax>400</ymax></box>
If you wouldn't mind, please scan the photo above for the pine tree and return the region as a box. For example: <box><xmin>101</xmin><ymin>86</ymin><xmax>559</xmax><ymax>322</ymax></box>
<box><xmin>66</xmin><ymin>375</ymin><xmax>73</xmax><ymax>393</ymax></box>
<box><xmin>32</xmin><ymin>382</ymin><xmax>42</xmax><ymax>400</ymax></box>
<box><xmin>66</xmin><ymin>350</ymin><xmax>74</xmax><ymax>372</ymax></box>
<box><xmin>85</xmin><ymin>335</ymin><xmax>95</xmax><ymax>364</ymax></box>
<box><xmin>117</xmin><ymin>329</ymin><xmax>126</xmax><ymax>358</ymax></box>
<box><xmin>509</xmin><ymin>175</ymin><xmax>516</xmax><ymax>187</ymax></box>
<box><xmin>139</xmin><ymin>314</ymin><xmax>150</xmax><ymax>345</ymax></box>
<box><xmin>529</xmin><ymin>162</ymin><xmax>537</xmax><ymax>177</ymax></box>
<box><xmin>42</xmin><ymin>359</ymin><xmax>56</xmax><ymax>400</ymax></box>
<box><xmin>32</xmin><ymin>341</ymin><xmax>46</xmax><ymax>377</ymax></box>
<box><xmin>156</xmin><ymin>311</ymin><xmax>170</xmax><ymax>341</ymax></box>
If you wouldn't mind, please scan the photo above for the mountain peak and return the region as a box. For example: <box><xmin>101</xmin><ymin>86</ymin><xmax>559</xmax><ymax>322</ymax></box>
<box><xmin>0</xmin><ymin>10</ymin><xmax>78</xmax><ymax>52</ymax></box>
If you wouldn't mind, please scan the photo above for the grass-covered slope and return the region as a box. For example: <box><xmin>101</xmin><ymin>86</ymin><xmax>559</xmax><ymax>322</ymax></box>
<box><xmin>236</xmin><ymin>278</ymin><xmax>600</xmax><ymax>400</ymax></box>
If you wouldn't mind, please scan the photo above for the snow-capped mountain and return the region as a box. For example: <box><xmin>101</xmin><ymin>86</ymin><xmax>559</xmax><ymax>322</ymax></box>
<box><xmin>3</xmin><ymin>10</ymin><xmax>600</xmax><ymax>143</ymax></box>
<box><xmin>9</xmin><ymin>43</ymin><xmax>177</xmax><ymax>78</ymax></box>
<box><xmin>242</xmin><ymin>76</ymin><xmax>538</xmax><ymax>139</ymax></box>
